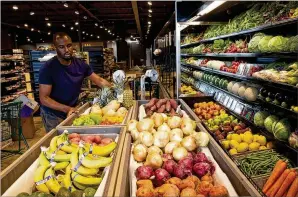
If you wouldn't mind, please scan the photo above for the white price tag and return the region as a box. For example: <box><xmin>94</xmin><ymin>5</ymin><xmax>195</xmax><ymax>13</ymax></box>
<box><xmin>234</xmin><ymin>103</ymin><xmax>244</xmax><ymax>115</ymax></box>
<box><xmin>219</xmin><ymin>94</ymin><xmax>226</xmax><ymax>104</ymax></box>
<box><xmin>227</xmin><ymin>98</ymin><xmax>234</xmax><ymax>109</ymax></box>
<box><xmin>223</xmin><ymin>96</ymin><xmax>230</xmax><ymax>106</ymax></box>
<box><xmin>230</xmin><ymin>100</ymin><xmax>238</xmax><ymax>111</ymax></box>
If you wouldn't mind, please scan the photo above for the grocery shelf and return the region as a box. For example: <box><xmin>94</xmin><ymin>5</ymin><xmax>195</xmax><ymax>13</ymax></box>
<box><xmin>181</xmin><ymin>18</ymin><xmax>298</xmax><ymax>48</ymax></box>
<box><xmin>181</xmin><ymin>52</ymin><xmax>297</xmax><ymax>58</ymax></box>
<box><xmin>181</xmin><ymin>69</ymin><xmax>193</xmax><ymax>76</ymax></box>
<box><xmin>252</xmin><ymin>77</ymin><xmax>298</xmax><ymax>93</ymax></box>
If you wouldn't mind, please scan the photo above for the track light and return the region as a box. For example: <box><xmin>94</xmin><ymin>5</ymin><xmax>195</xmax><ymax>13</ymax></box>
<box><xmin>75</xmin><ymin>10</ymin><xmax>79</xmax><ymax>15</ymax></box>
<box><xmin>70</xmin><ymin>26</ymin><xmax>74</xmax><ymax>30</ymax></box>
<box><xmin>45</xmin><ymin>17</ymin><xmax>49</xmax><ymax>21</ymax></box>
<box><xmin>84</xmin><ymin>16</ymin><xmax>87</xmax><ymax>19</ymax></box>
<box><xmin>148</xmin><ymin>2</ymin><xmax>152</xmax><ymax>5</ymax></box>
<box><xmin>24</xmin><ymin>24</ymin><xmax>28</xmax><ymax>27</ymax></box>
<box><xmin>48</xmin><ymin>32</ymin><xmax>51</xmax><ymax>35</ymax></box>
<box><xmin>82</xmin><ymin>31</ymin><xmax>85</xmax><ymax>34</ymax></box>
<box><xmin>31</xmin><ymin>28</ymin><xmax>34</xmax><ymax>31</ymax></box>
<box><xmin>30</xmin><ymin>11</ymin><xmax>35</xmax><ymax>15</ymax></box>
<box><xmin>97</xmin><ymin>36</ymin><xmax>100</xmax><ymax>38</ymax></box>
<box><xmin>148</xmin><ymin>9</ymin><xmax>152</xmax><ymax>13</ymax></box>
<box><xmin>47</xmin><ymin>22</ymin><xmax>51</xmax><ymax>27</ymax></box>
<box><xmin>17</xmin><ymin>25</ymin><xmax>20</xmax><ymax>28</ymax></box>
<box><xmin>100</xmin><ymin>26</ymin><xmax>103</xmax><ymax>28</ymax></box>
<box><xmin>95</xmin><ymin>23</ymin><xmax>98</xmax><ymax>26</ymax></box>
<box><xmin>62</xmin><ymin>24</ymin><xmax>65</xmax><ymax>27</ymax></box>
<box><xmin>13</xmin><ymin>5</ymin><xmax>18</xmax><ymax>10</ymax></box>
<box><xmin>90</xmin><ymin>34</ymin><xmax>93</xmax><ymax>37</ymax></box>
<box><xmin>149</xmin><ymin>14</ymin><xmax>152</xmax><ymax>17</ymax></box>
<box><xmin>64</xmin><ymin>3</ymin><xmax>68</xmax><ymax>8</ymax></box>
<box><xmin>148</xmin><ymin>21</ymin><xmax>151</xmax><ymax>24</ymax></box>
<box><xmin>75</xmin><ymin>21</ymin><xmax>79</xmax><ymax>25</ymax></box>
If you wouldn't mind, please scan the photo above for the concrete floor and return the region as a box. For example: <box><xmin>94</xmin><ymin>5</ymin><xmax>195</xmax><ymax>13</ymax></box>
<box><xmin>1</xmin><ymin>117</ymin><xmax>46</xmax><ymax>171</ymax></box>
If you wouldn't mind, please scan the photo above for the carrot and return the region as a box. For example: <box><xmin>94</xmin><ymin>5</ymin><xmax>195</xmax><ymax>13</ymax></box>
<box><xmin>266</xmin><ymin>186</ymin><xmax>274</xmax><ymax>197</ymax></box>
<box><xmin>263</xmin><ymin>160</ymin><xmax>287</xmax><ymax>193</ymax></box>
<box><xmin>276</xmin><ymin>171</ymin><xmax>296</xmax><ymax>197</ymax></box>
<box><xmin>269</xmin><ymin>169</ymin><xmax>291</xmax><ymax>197</ymax></box>
<box><xmin>286</xmin><ymin>177</ymin><xmax>298</xmax><ymax>197</ymax></box>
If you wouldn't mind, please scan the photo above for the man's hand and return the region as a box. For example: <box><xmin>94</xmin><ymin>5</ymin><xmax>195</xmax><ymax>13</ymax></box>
<box><xmin>67</xmin><ymin>107</ymin><xmax>78</xmax><ymax>117</ymax></box>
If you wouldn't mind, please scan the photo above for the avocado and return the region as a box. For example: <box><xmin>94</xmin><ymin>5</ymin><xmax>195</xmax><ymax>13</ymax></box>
<box><xmin>84</xmin><ymin>188</ymin><xmax>96</xmax><ymax>197</ymax></box>
<box><xmin>56</xmin><ymin>187</ymin><xmax>71</xmax><ymax>197</ymax></box>
<box><xmin>30</xmin><ymin>192</ymin><xmax>42</xmax><ymax>197</ymax></box>
<box><xmin>16</xmin><ymin>192</ymin><xmax>30</xmax><ymax>197</ymax></box>
<box><xmin>70</xmin><ymin>190</ymin><xmax>84</xmax><ymax>197</ymax></box>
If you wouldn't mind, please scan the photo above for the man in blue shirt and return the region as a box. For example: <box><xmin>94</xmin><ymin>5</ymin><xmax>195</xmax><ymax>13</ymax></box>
<box><xmin>39</xmin><ymin>32</ymin><xmax>111</xmax><ymax>132</ymax></box>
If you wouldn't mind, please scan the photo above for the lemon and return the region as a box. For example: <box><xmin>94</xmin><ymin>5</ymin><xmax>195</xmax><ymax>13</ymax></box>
<box><xmin>230</xmin><ymin>140</ymin><xmax>239</xmax><ymax>149</ymax></box>
<box><xmin>240</xmin><ymin>133</ymin><xmax>245</xmax><ymax>141</ymax></box>
<box><xmin>237</xmin><ymin>142</ymin><xmax>249</xmax><ymax>153</ymax></box>
<box><xmin>266</xmin><ymin>141</ymin><xmax>274</xmax><ymax>149</ymax></box>
<box><xmin>227</xmin><ymin>133</ymin><xmax>233</xmax><ymax>140</ymax></box>
<box><xmin>244</xmin><ymin>131</ymin><xmax>252</xmax><ymax>135</ymax></box>
<box><xmin>257</xmin><ymin>135</ymin><xmax>267</xmax><ymax>146</ymax></box>
<box><xmin>229</xmin><ymin>148</ymin><xmax>238</xmax><ymax>155</ymax></box>
<box><xmin>253</xmin><ymin>134</ymin><xmax>259</xmax><ymax>142</ymax></box>
<box><xmin>259</xmin><ymin>146</ymin><xmax>267</xmax><ymax>150</ymax></box>
<box><xmin>249</xmin><ymin>142</ymin><xmax>260</xmax><ymax>151</ymax></box>
<box><xmin>221</xmin><ymin>140</ymin><xmax>230</xmax><ymax>150</ymax></box>
<box><xmin>243</xmin><ymin>134</ymin><xmax>253</xmax><ymax>144</ymax></box>
<box><xmin>231</xmin><ymin>134</ymin><xmax>242</xmax><ymax>143</ymax></box>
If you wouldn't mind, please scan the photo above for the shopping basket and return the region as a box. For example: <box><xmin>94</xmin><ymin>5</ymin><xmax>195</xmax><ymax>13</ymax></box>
<box><xmin>1</xmin><ymin>101</ymin><xmax>29</xmax><ymax>157</ymax></box>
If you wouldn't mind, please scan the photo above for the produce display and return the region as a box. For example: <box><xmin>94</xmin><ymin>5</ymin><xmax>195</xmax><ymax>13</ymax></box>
<box><xmin>127</xmin><ymin>109</ymin><xmax>236</xmax><ymax>197</ymax></box>
<box><xmin>72</xmin><ymin>100</ymin><xmax>128</xmax><ymax>126</ymax></box>
<box><xmin>253</xmin><ymin>62</ymin><xmax>298</xmax><ymax>87</ymax></box>
<box><xmin>180</xmin><ymin>84</ymin><xmax>197</xmax><ymax>95</ymax></box>
<box><xmin>181</xmin><ymin>73</ymin><xmax>195</xmax><ymax>85</ymax></box>
<box><xmin>181</xmin><ymin>33</ymin><xmax>204</xmax><ymax>45</ymax></box>
<box><xmin>15</xmin><ymin>130</ymin><xmax>117</xmax><ymax>197</ymax></box>
<box><xmin>141</xmin><ymin>98</ymin><xmax>179</xmax><ymax>117</ymax></box>
<box><xmin>262</xmin><ymin>160</ymin><xmax>298</xmax><ymax>197</ymax></box>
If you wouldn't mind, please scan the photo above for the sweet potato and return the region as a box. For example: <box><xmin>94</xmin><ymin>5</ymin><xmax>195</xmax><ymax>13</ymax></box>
<box><xmin>170</xmin><ymin>108</ymin><xmax>176</xmax><ymax>116</ymax></box>
<box><xmin>150</xmin><ymin>105</ymin><xmax>157</xmax><ymax>112</ymax></box>
<box><xmin>146</xmin><ymin>110</ymin><xmax>153</xmax><ymax>116</ymax></box>
<box><xmin>144</xmin><ymin>98</ymin><xmax>158</xmax><ymax>108</ymax></box>
<box><xmin>166</xmin><ymin>100</ymin><xmax>171</xmax><ymax>112</ymax></box>
<box><xmin>156</xmin><ymin>99</ymin><xmax>167</xmax><ymax>108</ymax></box>
<box><xmin>169</xmin><ymin>99</ymin><xmax>178</xmax><ymax>110</ymax></box>
<box><xmin>157</xmin><ymin>104</ymin><xmax>166</xmax><ymax>113</ymax></box>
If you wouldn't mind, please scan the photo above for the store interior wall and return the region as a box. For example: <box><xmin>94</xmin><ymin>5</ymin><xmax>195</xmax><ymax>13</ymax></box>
<box><xmin>107</xmin><ymin>41</ymin><xmax>117</xmax><ymax>62</ymax></box>
<box><xmin>116</xmin><ymin>40</ymin><xmax>129</xmax><ymax>68</ymax></box>
<box><xmin>130</xmin><ymin>41</ymin><xmax>145</xmax><ymax>67</ymax></box>
<box><xmin>1</xmin><ymin>28</ymin><xmax>13</xmax><ymax>49</ymax></box>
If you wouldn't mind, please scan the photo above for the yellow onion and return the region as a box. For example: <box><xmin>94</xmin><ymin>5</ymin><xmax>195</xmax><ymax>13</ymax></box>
<box><xmin>144</xmin><ymin>153</ymin><xmax>163</xmax><ymax>169</ymax></box>
<box><xmin>131</xmin><ymin>128</ymin><xmax>140</xmax><ymax>142</ymax></box>
<box><xmin>181</xmin><ymin>136</ymin><xmax>197</xmax><ymax>151</ymax></box>
<box><xmin>181</xmin><ymin>121</ymin><xmax>195</xmax><ymax>136</ymax></box>
<box><xmin>127</xmin><ymin>120</ymin><xmax>138</xmax><ymax>131</ymax></box>
<box><xmin>139</xmin><ymin>131</ymin><xmax>154</xmax><ymax>147</ymax></box>
<box><xmin>165</xmin><ymin>141</ymin><xmax>181</xmax><ymax>154</ymax></box>
<box><xmin>154</xmin><ymin>130</ymin><xmax>170</xmax><ymax>148</ymax></box>
<box><xmin>182</xmin><ymin>117</ymin><xmax>196</xmax><ymax>129</ymax></box>
<box><xmin>151</xmin><ymin>113</ymin><xmax>164</xmax><ymax>128</ymax></box>
<box><xmin>160</xmin><ymin>113</ymin><xmax>168</xmax><ymax>122</ymax></box>
<box><xmin>133</xmin><ymin>144</ymin><xmax>147</xmax><ymax>162</ymax></box>
<box><xmin>137</xmin><ymin>118</ymin><xmax>154</xmax><ymax>132</ymax></box>
<box><xmin>167</xmin><ymin>116</ymin><xmax>182</xmax><ymax>129</ymax></box>
<box><xmin>191</xmin><ymin>131</ymin><xmax>210</xmax><ymax>147</ymax></box>
<box><xmin>148</xmin><ymin>146</ymin><xmax>163</xmax><ymax>156</ymax></box>
<box><xmin>172</xmin><ymin>147</ymin><xmax>188</xmax><ymax>161</ymax></box>
<box><xmin>157</xmin><ymin>123</ymin><xmax>171</xmax><ymax>133</ymax></box>
<box><xmin>169</xmin><ymin>128</ymin><xmax>183</xmax><ymax>142</ymax></box>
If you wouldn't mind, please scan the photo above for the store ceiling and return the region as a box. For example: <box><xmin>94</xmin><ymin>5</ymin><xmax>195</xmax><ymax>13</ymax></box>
<box><xmin>1</xmin><ymin>1</ymin><xmax>174</xmax><ymax>46</ymax></box>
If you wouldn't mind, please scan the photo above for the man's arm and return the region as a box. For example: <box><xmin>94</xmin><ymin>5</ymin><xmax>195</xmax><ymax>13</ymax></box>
<box><xmin>39</xmin><ymin>84</ymin><xmax>75</xmax><ymax>116</ymax></box>
<box><xmin>88</xmin><ymin>73</ymin><xmax>112</xmax><ymax>88</ymax></box>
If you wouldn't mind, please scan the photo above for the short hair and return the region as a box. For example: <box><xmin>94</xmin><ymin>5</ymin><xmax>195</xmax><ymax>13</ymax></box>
<box><xmin>53</xmin><ymin>32</ymin><xmax>72</xmax><ymax>44</ymax></box>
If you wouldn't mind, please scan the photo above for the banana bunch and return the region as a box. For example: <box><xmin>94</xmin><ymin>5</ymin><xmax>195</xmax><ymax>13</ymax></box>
<box><xmin>34</xmin><ymin>130</ymin><xmax>117</xmax><ymax>194</ymax></box>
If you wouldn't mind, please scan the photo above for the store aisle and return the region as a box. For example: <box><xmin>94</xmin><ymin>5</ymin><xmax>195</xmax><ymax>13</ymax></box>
<box><xmin>1</xmin><ymin>117</ymin><xmax>46</xmax><ymax>171</ymax></box>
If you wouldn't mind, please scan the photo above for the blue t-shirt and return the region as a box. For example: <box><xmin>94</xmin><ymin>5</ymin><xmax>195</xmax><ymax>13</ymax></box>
<box><xmin>39</xmin><ymin>56</ymin><xmax>93</xmax><ymax>117</ymax></box>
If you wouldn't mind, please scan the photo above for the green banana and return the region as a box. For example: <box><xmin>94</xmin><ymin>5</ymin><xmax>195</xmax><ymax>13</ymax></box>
<box><xmin>70</xmin><ymin>148</ymin><xmax>99</xmax><ymax>176</ymax></box>
<box><xmin>34</xmin><ymin>164</ymin><xmax>51</xmax><ymax>193</ymax></box>
<box><xmin>49</xmin><ymin>136</ymin><xmax>58</xmax><ymax>151</ymax></box>
<box><xmin>84</xmin><ymin>142</ymin><xmax>117</xmax><ymax>156</ymax></box>
<box><xmin>39</xmin><ymin>147</ymin><xmax>50</xmax><ymax>166</ymax></box>
<box><xmin>73</xmin><ymin>181</ymin><xmax>87</xmax><ymax>190</ymax></box>
<box><xmin>53</xmin><ymin>162</ymin><xmax>69</xmax><ymax>171</ymax></box>
<box><xmin>44</xmin><ymin>164</ymin><xmax>61</xmax><ymax>194</ymax></box>
<box><xmin>57</xmin><ymin>132</ymin><xmax>76</xmax><ymax>153</ymax></box>
<box><xmin>71</xmin><ymin>172</ymin><xmax>102</xmax><ymax>186</ymax></box>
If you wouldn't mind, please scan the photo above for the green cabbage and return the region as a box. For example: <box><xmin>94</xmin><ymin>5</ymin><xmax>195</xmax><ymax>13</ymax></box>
<box><xmin>268</xmin><ymin>36</ymin><xmax>288</xmax><ymax>52</ymax></box>
<box><xmin>273</xmin><ymin>118</ymin><xmax>291</xmax><ymax>141</ymax></box>
<box><xmin>264</xmin><ymin>115</ymin><xmax>279</xmax><ymax>133</ymax></box>
<box><xmin>248</xmin><ymin>33</ymin><xmax>265</xmax><ymax>52</ymax></box>
<box><xmin>254</xmin><ymin>111</ymin><xmax>269</xmax><ymax>127</ymax></box>
<box><xmin>285</xmin><ymin>36</ymin><xmax>298</xmax><ymax>52</ymax></box>
<box><xmin>258</xmin><ymin>36</ymin><xmax>273</xmax><ymax>52</ymax></box>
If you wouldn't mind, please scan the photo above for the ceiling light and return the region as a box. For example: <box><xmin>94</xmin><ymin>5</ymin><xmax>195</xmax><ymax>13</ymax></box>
<box><xmin>48</xmin><ymin>32</ymin><xmax>51</xmax><ymax>35</ymax></box>
<box><xmin>31</xmin><ymin>41</ymin><xmax>33</xmax><ymax>43</ymax></box>
<box><xmin>15</xmin><ymin>39</ymin><xmax>18</xmax><ymax>41</ymax></box>
<box><xmin>13</xmin><ymin>5</ymin><xmax>18</xmax><ymax>10</ymax></box>
<box><xmin>16</xmin><ymin>35</ymin><xmax>18</xmax><ymax>37</ymax></box>
<box><xmin>148</xmin><ymin>21</ymin><xmax>151</xmax><ymax>24</ymax></box>
<box><xmin>100</xmin><ymin>26</ymin><xmax>103</xmax><ymax>28</ymax></box>
<box><xmin>64</xmin><ymin>3</ymin><xmax>68</xmax><ymax>8</ymax></box>
<box><xmin>27</xmin><ymin>38</ymin><xmax>30</xmax><ymax>41</ymax></box>
<box><xmin>95</xmin><ymin>23</ymin><xmax>98</xmax><ymax>26</ymax></box>
<box><xmin>47</xmin><ymin>22</ymin><xmax>51</xmax><ymax>27</ymax></box>
<box><xmin>75</xmin><ymin>10</ymin><xmax>79</xmax><ymax>15</ymax></box>
<box><xmin>113</xmin><ymin>33</ymin><xmax>115</xmax><ymax>36</ymax></box>
<box><xmin>197</xmin><ymin>1</ymin><xmax>226</xmax><ymax>16</ymax></box>
<box><xmin>8</xmin><ymin>34</ymin><xmax>11</xmax><ymax>36</ymax></box>
<box><xmin>24</xmin><ymin>23</ymin><xmax>28</xmax><ymax>27</ymax></box>
<box><xmin>40</xmin><ymin>38</ymin><xmax>42</xmax><ymax>40</ymax></box>
<box><xmin>149</xmin><ymin>14</ymin><xmax>152</xmax><ymax>17</ymax></box>
<box><xmin>83</xmin><ymin>37</ymin><xmax>85</xmax><ymax>39</ymax></box>
<box><xmin>75</xmin><ymin>21</ymin><xmax>79</xmax><ymax>25</ymax></box>
<box><xmin>43</xmin><ymin>41</ymin><xmax>45</xmax><ymax>42</ymax></box>
<box><xmin>45</xmin><ymin>17</ymin><xmax>49</xmax><ymax>21</ymax></box>
<box><xmin>17</xmin><ymin>25</ymin><xmax>20</xmax><ymax>28</ymax></box>
<box><xmin>105</xmin><ymin>28</ymin><xmax>107</xmax><ymax>30</ymax></box>
<box><xmin>30</xmin><ymin>11</ymin><xmax>35</xmax><ymax>15</ymax></box>
<box><xmin>131</xmin><ymin>35</ymin><xmax>133</xmax><ymax>38</ymax></box>
<box><xmin>38</xmin><ymin>30</ymin><xmax>41</xmax><ymax>33</ymax></box>
<box><xmin>108</xmin><ymin>30</ymin><xmax>110</xmax><ymax>33</ymax></box>
<box><xmin>117</xmin><ymin>35</ymin><xmax>119</xmax><ymax>37</ymax></box>
<box><xmin>97</xmin><ymin>36</ymin><xmax>100</xmax><ymax>38</ymax></box>
<box><xmin>148</xmin><ymin>2</ymin><xmax>152</xmax><ymax>5</ymax></box>
<box><xmin>31</xmin><ymin>28</ymin><xmax>34</xmax><ymax>31</ymax></box>
<box><xmin>76</xmin><ymin>29</ymin><xmax>78</xmax><ymax>31</ymax></box>
<box><xmin>84</xmin><ymin>16</ymin><xmax>87</xmax><ymax>19</ymax></box>
<box><xmin>62</xmin><ymin>24</ymin><xmax>65</xmax><ymax>27</ymax></box>
<box><xmin>148</xmin><ymin>9</ymin><xmax>152</xmax><ymax>13</ymax></box>
<box><xmin>86</xmin><ymin>33</ymin><xmax>89</xmax><ymax>35</ymax></box>
<box><xmin>70</xmin><ymin>26</ymin><xmax>74</xmax><ymax>30</ymax></box>
<box><xmin>90</xmin><ymin>34</ymin><xmax>93</xmax><ymax>37</ymax></box>
<box><xmin>82</xmin><ymin>31</ymin><xmax>85</xmax><ymax>34</ymax></box>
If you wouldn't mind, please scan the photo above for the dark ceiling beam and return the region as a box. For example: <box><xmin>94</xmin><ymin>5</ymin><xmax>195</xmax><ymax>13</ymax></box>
<box><xmin>76</xmin><ymin>2</ymin><xmax>101</xmax><ymax>24</ymax></box>
<box><xmin>131</xmin><ymin>1</ymin><xmax>142</xmax><ymax>39</ymax></box>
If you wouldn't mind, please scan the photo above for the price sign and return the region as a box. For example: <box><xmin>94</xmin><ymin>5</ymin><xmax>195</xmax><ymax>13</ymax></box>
<box><xmin>223</xmin><ymin>96</ymin><xmax>230</xmax><ymax>106</ymax></box>
<box><xmin>230</xmin><ymin>99</ymin><xmax>238</xmax><ymax>111</ymax></box>
<box><xmin>226</xmin><ymin>97</ymin><xmax>234</xmax><ymax>109</ymax></box>
<box><xmin>234</xmin><ymin>103</ymin><xmax>244</xmax><ymax>115</ymax></box>
<box><xmin>219</xmin><ymin>93</ymin><xmax>226</xmax><ymax>104</ymax></box>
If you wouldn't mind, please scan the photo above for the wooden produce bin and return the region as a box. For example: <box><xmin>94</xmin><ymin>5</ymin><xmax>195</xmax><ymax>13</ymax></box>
<box><xmin>57</xmin><ymin>101</ymin><xmax>135</xmax><ymax>130</ymax></box>
<box><xmin>1</xmin><ymin>127</ymin><xmax>127</xmax><ymax>196</ymax></box>
<box><xmin>115</xmin><ymin>99</ymin><xmax>261</xmax><ymax>197</ymax></box>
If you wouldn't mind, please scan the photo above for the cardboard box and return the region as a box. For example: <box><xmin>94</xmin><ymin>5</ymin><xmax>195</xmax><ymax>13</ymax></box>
<box><xmin>12</xmin><ymin>116</ymin><xmax>36</xmax><ymax>140</ymax></box>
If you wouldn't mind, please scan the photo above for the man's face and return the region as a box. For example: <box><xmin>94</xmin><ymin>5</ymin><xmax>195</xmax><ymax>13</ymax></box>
<box><xmin>55</xmin><ymin>36</ymin><xmax>73</xmax><ymax>60</ymax></box>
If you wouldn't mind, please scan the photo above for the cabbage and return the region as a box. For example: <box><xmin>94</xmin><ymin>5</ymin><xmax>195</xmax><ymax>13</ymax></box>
<box><xmin>254</xmin><ymin>111</ymin><xmax>269</xmax><ymax>127</ymax></box>
<box><xmin>248</xmin><ymin>33</ymin><xmax>265</xmax><ymax>52</ymax></box>
<box><xmin>268</xmin><ymin>36</ymin><xmax>288</xmax><ymax>52</ymax></box>
<box><xmin>285</xmin><ymin>36</ymin><xmax>298</xmax><ymax>52</ymax></box>
<box><xmin>288</xmin><ymin>129</ymin><xmax>298</xmax><ymax>149</ymax></box>
<box><xmin>258</xmin><ymin>36</ymin><xmax>273</xmax><ymax>52</ymax></box>
<box><xmin>264</xmin><ymin>115</ymin><xmax>279</xmax><ymax>133</ymax></box>
<box><xmin>273</xmin><ymin>118</ymin><xmax>291</xmax><ymax>141</ymax></box>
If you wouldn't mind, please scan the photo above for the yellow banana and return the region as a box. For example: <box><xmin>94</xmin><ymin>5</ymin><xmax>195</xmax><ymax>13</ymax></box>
<box><xmin>39</xmin><ymin>147</ymin><xmax>50</xmax><ymax>166</ymax></box>
<box><xmin>56</xmin><ymin>150</ymin><xmax>67</xmax><ymax>155</ymax></box>
<box><xmin>44</xmin><ymin>164</ymin><xmax>61</xmax><ymax>194</ymax></box>
<box><xmin>54</xmin><ymin>162</ymin><xmax>69</xmax><ymax>171</ymax></box>
<box><xmin>46</xmin><ymin>151</ymin><xmax>71</xmax><ymax>162</ymax></box>
<box><xmin>81</xmin><ymin>155</ymin><xmax>112</xmax><ymax>169</ymax></box>
<box><xmin>84</xmin><ymin>142</ymin><xmax>117</xmax><ymax>156</ymax></box>
<box><xmin>73</xmin><ymin>181</ymin><xmax>87</xmax><ymax>190</ymax></box>
<box><xmin>34</xmin><ymin>164</ymin><xmax>51</xmax><ymax>193</ymax></box>
<box><xmin>71</xmin><ymin>172</ymin><xmax>102</xmax><ymax>186</ymax></box>
<box><xmin>62</xmin><ymin>165</ymin><xmax>76</xmax><ymax>192</ymax></box>
<box><xmin>57</xmin><ymin>133</ymin><xmax>76</xmax><ymax>153</ymax></box>
<box><xmin>70</xmin><ymin>148</ymin><xmax>99</xmax><ymax>176</ymax></box>
<box><xmin>50</xmin><ymin>136</ymin><xmax>58</xmax><ymax>151</ymax></box>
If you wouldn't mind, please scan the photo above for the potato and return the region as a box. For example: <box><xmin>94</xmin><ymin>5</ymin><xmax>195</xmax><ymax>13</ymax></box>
<box><xmin>70</xmin><ymin>137</ymin><xmax>80</xmax><ymax>144</ymax></box>
<box><xmin>185</xmin><ymin>175</ymin><xmax>200</xmax><ymax>187</ymax></box>
<box><xmin>165</xmin><ymin>177</ymin><xmax>182</xmax><ymax>187</ymax></box>
<box><xmin>136</xmin><ymin>187</ymin><xmax>154</xmax><ymax>197</ymax></box>
<box><xmin>94</xmin><ymin>135</ymin><xmax>102</xmax><ymax>144</ymax></box>
<box><xmin>178</xmin><ymin>179</ymin><xmax>195</xmax><ymax>191</ymax></box>
<box><xmin>101</xmin><ymin>138</ymin><xmax>113</xmax><ymax>145</ymax></box>
<box><xmin>68</xmin><ymin>133</ymin><xmax>80</xmax><ymax>139</ymax></box>
<box><xmin>180</xmin><ymin>188</ymin><xmax>197</xmax><ymax>197</ymax></box>
<box><xmin>137</xmin><ymin>180</ymin><xmax>153</xmax><ymax>189</ymax></box>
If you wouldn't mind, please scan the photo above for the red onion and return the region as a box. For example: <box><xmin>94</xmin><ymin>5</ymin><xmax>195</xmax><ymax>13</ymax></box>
<box><xmin>162</xmin><ymin>159</ymin><xmax>177</xmax><ymax>174</ymax></box>
<box><xmin>154</xmin><ymin>168</ymin><xmax>171</xmax><ymax>187</ymax></box>
<box><xmin>193</xmin><ymin>152</ymin><xmax>208</xmax><ymax>164</ymax></box>
<box><xmin>135</xmin><ymin>165</ymin><xmax>154</xmax><ymax>180</ymax></box>
<box><xmin>193</xmin><ymin>162</ymin><xmax>212</xmax><ymax>178</ymax></box>
<box><xmin>162</xmin><ymin>153</ymin><xmax>173</xmax><ymax>162</ymax></box>
<box><xmin>178</xmin><ymin>157</ymin><xmax>193</xmax><ymax>171</ymax></box>
<box><xmin>173</xmin><ymin>164</ymin><xmax>188</xmax><ymax>179</ymax></box>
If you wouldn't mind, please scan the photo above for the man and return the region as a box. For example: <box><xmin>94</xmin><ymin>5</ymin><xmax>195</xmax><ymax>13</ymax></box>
<box><xmin>39</xmin><ymin>32</ymin><xmax>111</xmax><ymax>132</ymax></box>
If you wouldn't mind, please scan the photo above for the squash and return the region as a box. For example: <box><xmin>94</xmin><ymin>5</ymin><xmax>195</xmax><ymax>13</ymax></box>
<box><xmin>227</xmin><ymin>81</ymin><xmax>235</xmax><ymax>92</ymax></box>
<box><xmin>238</xmin><ymin>85</ymin><xmax>247</xmax><ymax>97</ymax></box>
<box><xmin>231</xmin><ymin>82</ymin><xmax>242</xmax><ymax>95</ymax></box>
<box><xmin>244</xmin><ymin>87</ymin><xmax>258</xmax><ymax>101</ymax></box>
